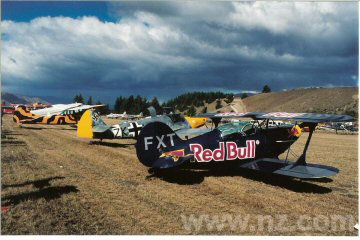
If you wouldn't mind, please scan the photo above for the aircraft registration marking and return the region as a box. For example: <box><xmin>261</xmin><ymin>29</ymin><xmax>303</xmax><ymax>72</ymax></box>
<box><xmin>110</xmin><ymin>124</ymin><xmax>123</xmax><ymax>138</ymax></box>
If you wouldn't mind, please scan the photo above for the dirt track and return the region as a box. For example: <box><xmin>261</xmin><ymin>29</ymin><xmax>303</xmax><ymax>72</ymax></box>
<box><xmin>1</xmin><ymin>115</ymin><xmax>358</xmax><ymax>235</ymax></box>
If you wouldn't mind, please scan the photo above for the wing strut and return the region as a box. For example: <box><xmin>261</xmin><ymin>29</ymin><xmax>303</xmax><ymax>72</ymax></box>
<box><xmin>295</xmin><ymin>123</ymin><xmax>317</xmax><ymax>165</ymax></box>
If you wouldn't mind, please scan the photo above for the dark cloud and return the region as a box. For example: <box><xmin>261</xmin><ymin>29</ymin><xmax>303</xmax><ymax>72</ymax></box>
<box><xmin>1</xmin><ymin>2</ymin><xmax>358</xmax><ymax>104</ymax></box>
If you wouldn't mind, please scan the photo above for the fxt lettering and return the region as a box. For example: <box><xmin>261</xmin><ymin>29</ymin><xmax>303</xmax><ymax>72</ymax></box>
<box><xmin>144</xmin><ymin>133</ymin><xmax>176</xmax><ymax>150</ymax></box>
<box><xmin>190</xmin><ymin>140</ymin><xmax>256</xmax><ymax>162</ymax></box>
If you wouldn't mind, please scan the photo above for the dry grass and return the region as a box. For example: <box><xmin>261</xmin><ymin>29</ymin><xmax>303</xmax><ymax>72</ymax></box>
<box><xmin>1</xmin><ymin>115</ymin><xmax>358</xmax><ymax>235</ymax></box>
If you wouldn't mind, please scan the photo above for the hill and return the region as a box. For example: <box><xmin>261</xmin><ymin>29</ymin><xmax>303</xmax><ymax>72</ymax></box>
<box><xmin>242</xmin><ymin>87</ymin><xmax>358</xmax><ymax>117</ymax></box>
<box><xmin>163</xmin><ymin>91</ymin><xmax>234</xmax><ymax>115</ymax></box>
<box><xmin>2</xmin><ymin>92</ymin><xmax>50</xmax><ymax>105</ymax></box>
<box><xmin>194</xmin><ymin>97</ymin><xmax>247</xmax><ymax>114</ymax></box>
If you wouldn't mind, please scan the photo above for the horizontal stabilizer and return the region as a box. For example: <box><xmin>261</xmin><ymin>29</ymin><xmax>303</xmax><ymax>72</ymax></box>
<box><xmin>239</xmin><ymin>158</ymin><xmax>339</xmax><ymax>178</ymax></box>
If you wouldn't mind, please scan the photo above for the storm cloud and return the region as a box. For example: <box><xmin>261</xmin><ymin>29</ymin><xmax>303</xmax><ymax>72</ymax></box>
<box><xmin>1</xmin><ymin>1</ymin><xmax>358</xmax><ymax>103</ymax></box>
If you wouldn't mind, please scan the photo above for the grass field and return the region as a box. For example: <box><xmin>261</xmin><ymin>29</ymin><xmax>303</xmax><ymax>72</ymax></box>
<box><xmin>1</xmin><ymin>115</ymin><xmax>358</xmax><ymax>235</ymax></box>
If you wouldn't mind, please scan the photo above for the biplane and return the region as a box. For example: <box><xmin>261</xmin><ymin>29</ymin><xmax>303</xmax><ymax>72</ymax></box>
<box><xmin>135</xmin><ymin>112</ymin><xmax>354</xmax><ymax>179</ymax></box>
<box><xmin>77</xmin><ymin>107</ymin><xmax>208</xmax><ymax>140</ymax></box>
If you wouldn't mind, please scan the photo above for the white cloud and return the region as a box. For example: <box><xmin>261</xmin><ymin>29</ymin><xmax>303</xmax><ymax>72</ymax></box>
<box><xmin>1</xmin><ymin>1</ymin><xmax>357</xmax><ymax>99</ymax></box>
<box><xmin>229</xmin><ymin>2</ymin><xmax>353</xmax><ymax>37</ymax></box>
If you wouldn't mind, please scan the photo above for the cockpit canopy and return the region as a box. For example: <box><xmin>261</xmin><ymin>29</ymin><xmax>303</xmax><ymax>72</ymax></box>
<box><xmin>218</xmin><ymin>121</ymin><xmax>255</xmax><ymax>138</ymax></box>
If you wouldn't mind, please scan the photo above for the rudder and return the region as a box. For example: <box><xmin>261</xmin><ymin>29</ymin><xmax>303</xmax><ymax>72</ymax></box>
<box><xmin>135</xmin><ymin>121</ymin><xmax>184</xmax><ymax>168</ymax></box>
<box><xmin>77</xmin><ymin>110</ymin><xmax>94</xmax><ymax>138</ymax></box>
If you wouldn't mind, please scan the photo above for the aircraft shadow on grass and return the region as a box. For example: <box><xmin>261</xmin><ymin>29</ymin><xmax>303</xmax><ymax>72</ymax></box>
<box><xmin>2</xmin><ymin>176</ymin><xmax>65</xmax><ymax>190</ymax></box>
<box><xmin>146</xmin><ymin>167</ymin><xmax>333</xmax><ymax>194</ymax></box>
<box><xmin>90</xmin><ymin>141</ymin><xmax>134</xmax><ymax>148</ymax></box>
<box><xmin>1</xmin><ymin>130</ymin><xmax>23</xmax><ymax>136</ymax></box>
<box><xmin>18</xmin><ymin>126</ymin><xmax>43</xmax><ymax>130</ymax></box>
<box><xmin>1</xmin><ymin>130</ymin><xmax>26</xmax><ymax>146</ymax></box>
<box><xmin>1</xmin><ymin>185</ymin><xmax>79</xmax><ymax>206</ymax></box>
<box><xmin>20</xmin><ymin>126</ymin><xmax>76</xmax><ymax>131</ymax></box>
<box><xmin>1</xmin><ymin>140</ymin><xmax>27</xmax><ymax>146</ymax></box>
<box><xmin>1</xmin><ymin>177</ymin><xmax>79</xmax><ymax>206</ymax></box>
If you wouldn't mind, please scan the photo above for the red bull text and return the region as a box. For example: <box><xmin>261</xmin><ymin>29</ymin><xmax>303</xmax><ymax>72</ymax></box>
<box><xmin>190</xmin><ymin>140</ymin><xmax>256</xmax><ymax>162</ymax></box>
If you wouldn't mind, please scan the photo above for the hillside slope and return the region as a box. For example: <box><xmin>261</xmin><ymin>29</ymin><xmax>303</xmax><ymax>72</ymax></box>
<box><xmin>2</xmin><ymin>92</ymin><xmax>50</xmax><ymax>105</ymax></box>
<box><xmin>195</xmin><ymin>97</ymin><xmax>247</xmax><ymax>114</ymax></box>
<box><xmin>242</xmin><ymin>87</ymin><xmax>358</xmax><ymax>116</ymax></box>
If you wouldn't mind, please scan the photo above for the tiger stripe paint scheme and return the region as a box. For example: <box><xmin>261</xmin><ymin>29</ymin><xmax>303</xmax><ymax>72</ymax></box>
<box><xmin>13</xmin><ymin>106</ymin><xmax>77</xmax><ymax>125</ymax></box>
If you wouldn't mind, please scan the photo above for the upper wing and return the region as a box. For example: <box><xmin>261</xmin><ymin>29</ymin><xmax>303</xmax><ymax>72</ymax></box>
<box><xmin>195</xmin><ymin>111</ymin><xmax>354</xmax><ymax>123</ymax></box>
<box><xmin>60</xmin><ymin>104</ymin><xmax>104</xmax><ymax>115</ymax></box>
<box><xmin>30</xmin><ymin>103</ymin><xmax>83</xmax><ymax>116</ymax></box>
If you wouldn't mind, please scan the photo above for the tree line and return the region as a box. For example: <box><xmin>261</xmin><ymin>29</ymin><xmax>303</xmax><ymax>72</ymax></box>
<box><xmin>113</xmin><ymin>96</ymin><xmax>161</xmax><ymax>115</ymax></box>
<box><xmin>73</xmin><ymin>85</ymin><xmax>271</xmax><ymax>116</ymax></box>
<box><xmin>163</xmin><ymin>91</ymin><xmax>234</xmax><ymax>115</ymax></box>
<box><xmin>73</xmin><ymin>92</ymin><xmax>234</xmax><ymax>116</ymax></box>
<box><xmin>73</xmin><ymin>94</ymin><xmax>161</xmax><ymax>116</ymax></box>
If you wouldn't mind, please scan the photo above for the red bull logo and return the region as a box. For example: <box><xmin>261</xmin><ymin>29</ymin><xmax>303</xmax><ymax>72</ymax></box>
<box><xmin>190</xmin><ymin>140</ymin><xmax>256</xmax><ymax>162</ymax></box>
<box><xmin>160</xmin><ymin>149</ymin><xmax>186</xmax><ymax>162</ymax></box>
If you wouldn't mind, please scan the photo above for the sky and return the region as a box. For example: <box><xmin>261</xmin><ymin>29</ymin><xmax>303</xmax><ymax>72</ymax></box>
<box><xmin>1</xmin><ymin>1</ymin><xmax>358</xmax><ymax>104</ymax></box>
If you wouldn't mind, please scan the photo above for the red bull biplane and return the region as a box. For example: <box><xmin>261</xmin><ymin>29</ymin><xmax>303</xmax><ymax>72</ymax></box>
<box><xmin>135</xmin><ymin>112</ymin><xmax>354</xmax><ymax>179</ymax></box>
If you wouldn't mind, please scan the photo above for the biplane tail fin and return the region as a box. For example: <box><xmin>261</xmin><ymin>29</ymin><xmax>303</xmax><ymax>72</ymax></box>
<box><xmin>77</xmin><ymin>109</ymin><xmax>106</xmax><ymax>136</ymax></box>
<box><xmin>147</xmin><ymin>106</ymin><xmax>156</xmax><ymax>117</ymax></box>
<box><xmin>77</xmin><ymin>109</ymin><xmax>109</xmax><ymax>139</ymax></box>
<box><xmin>136</xmin><ymin>121</ymin><xmax>186</xmax><ymax>168</ymax></box>
<box><xmin>77</xmin><ymin>109</ymin><xmax>94</xmax><ymax>138</ymax></box>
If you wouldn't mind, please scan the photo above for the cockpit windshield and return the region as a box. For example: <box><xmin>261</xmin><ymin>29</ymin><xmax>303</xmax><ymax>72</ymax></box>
<box><xmin>218</xmin><ymin>121</ymin><xmax>256</xmax><ymax>138</ymax></box>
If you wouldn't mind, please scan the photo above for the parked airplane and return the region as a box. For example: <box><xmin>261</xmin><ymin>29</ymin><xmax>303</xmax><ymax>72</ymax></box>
<box><xmin>13</xmin><ymin>103</ymin><xmax>103</xmax><ymax>125</ymax></box>
<box><xmin>78</xmin><ymin>107</ymin><xmax>207</xmax><ymax>140</ymax></box>
<box><xmin>106</xmin><ymin>111</ymin><xmax>143</xmax><ymax>120</ymax></box>
<box><xmin>106</xmin><ymin>112</ymin><xmax>126</xmax><ymax>119</ymax></box>
<box><xmin>135</xmin><ymin>111</ymin><xmax>353</xmax><ymax>179</ymax></box>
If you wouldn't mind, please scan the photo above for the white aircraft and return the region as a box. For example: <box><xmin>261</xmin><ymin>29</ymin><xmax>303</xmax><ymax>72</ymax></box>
<box><xmin>127</xmin><ymin>112</ymin><xmax>143</xmax><ymax>119</ymax></box>
<box><xmin>30</xmin><ymin>103</ymin><xmax>104</xmax><ymax>117</ymax></box>
<box><xmin>107</xmin><ymin>111</ymin><xmax>143</xmax><ymax>119</ymax></box>
<box><xmin>106</xmin><ymin>111</ymin><xmax>127</xmax><ymax>119</ymax></box>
